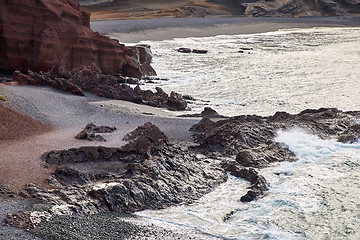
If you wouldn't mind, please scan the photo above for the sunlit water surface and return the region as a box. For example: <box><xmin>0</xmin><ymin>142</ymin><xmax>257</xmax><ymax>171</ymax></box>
<box><xmin>114</xmin><ymin>28</ymin><xmax>360</xmax><ymax>239</ymax></box>
<box><xmin>136</xmin><ymin>27</ymin><xmax>360</xmax><ymax>117</ymax></box>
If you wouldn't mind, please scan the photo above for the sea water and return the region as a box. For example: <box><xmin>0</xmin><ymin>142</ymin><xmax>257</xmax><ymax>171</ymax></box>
<box><xmin>118</xmin><ymin>28</ymin><xmax>360</xmax><ymax>239</ymax></box>
<box><xmin>137</xmin><ymin>27</ymin><xmax>360</xmax><ymax>117</ymax></box>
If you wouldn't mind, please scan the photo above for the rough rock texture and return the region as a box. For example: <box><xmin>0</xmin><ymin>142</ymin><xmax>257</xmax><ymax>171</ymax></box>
<box><xmin>6</xmin><ymin>108</ymin><xmax>360</xmax><ymax>231</ymax></box>
<box><xmin>191</xmin><ymin>108</ymin><xmax>360</xmax><ymax>167</ymax></box>
<box><xmin>13</xmin><ymin>66</ymin><xmax>187</xmax><ymax>111</ymax></box>
<box><xmin>0</xmin><ymin>0</ymin><xmax>155</xmax><ymax>78</ymax></box>
<box><xmin>4</xmin><ymin>122</ymin><xmax>227</xmax><ymax>229</ymax></box>
<box><xmin>75</xmin><ymin>123</ymin><xmax>117</xmax><ymax>141</ymax></box>
<box><xmin>224</xmin><ymin>161</ymin><xmax>268</xmax><ymax>202</ymax></box>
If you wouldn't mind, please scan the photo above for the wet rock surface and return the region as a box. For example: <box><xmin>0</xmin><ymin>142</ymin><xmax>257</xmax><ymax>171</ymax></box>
<box><xmin>191</xmin><ymin>108</ymin><xmax>360</xmax><ymax>166</ymax></box>
<box><xmin>4</xmin><ymin>108</ymin><xmax>360</xmax><ymax>237</ymax></box>
<box><xmin>13</xmin><ymin>66</ymin><xmax>187</xmax><ymax>111</ymax></box>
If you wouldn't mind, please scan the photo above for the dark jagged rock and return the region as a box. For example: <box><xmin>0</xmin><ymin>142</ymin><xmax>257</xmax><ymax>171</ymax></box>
<box><xmin>13</xmin><ymin>66</ymin><xmax>187</xmax><ymax>111</ymax></box>
<box><xmin>191</xmin><ymin>108</ymin><xmax>360</xmax><ymax>167</ymax></box>
<box><xmin>177</xmin><ymin>48</ymin><xmax>192</xmax><ymax>53</ymax></box>
<box><xmin>75</xmin><ymin>123</ymin><xmax>117</xmax><ymax>141</ymax></box>
<box><xmin>0</xmin><ymin>183</ymin><xmax>16</xmax><ymax>199</ymax></box>
<box><xmin>179</xmin><ymin>107</ymin><xmax>228</xmax><ymax>118</ymax></box>
<box><xmin>224</xmin><ymin>162</ymin><xmax>268</xmax><ymax>202</ymax></box>
<box><xmin>5</xmin><ymin>211</ymin><xmax>34</xmax><ymax>230</ymax></box>
<box><xmin>122</xmin><ymin>122</ymin><xmax>168</xmax><ymax>157</ymax></box>
<box><xmin>13</xmin><ymin>70</ymin><xmax>85</xmax><ymax>96</ymax></box>
<box><xmin>22</xmin><ymin>122</ymin><xmax>227</xmax><ymax>224</ymax></box>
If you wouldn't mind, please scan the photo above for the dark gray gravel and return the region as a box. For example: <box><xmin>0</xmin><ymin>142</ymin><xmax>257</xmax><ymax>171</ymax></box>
<box><xmin>0</xmin><ymin>200</ymin><xmax>42</xmax><ymax>240</ymax></box>
<box><xmin>30</xmin><ymin>213</ymin><xmax>199</xmax><ymax>240</ymax></box>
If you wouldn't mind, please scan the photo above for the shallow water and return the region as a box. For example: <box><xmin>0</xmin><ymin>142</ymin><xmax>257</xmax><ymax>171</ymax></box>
<box><xmin>138</xmin><ymin>129</ymin><xmax>360</xmax><ymax>239</ymax></box>
<box><xmin>138</xmin><ymin>27</ymin><xmax>360</xmax><ymax>117</ymax></box>
<box><xmin>116</xmin><ymin>27</ymin><xmax>360</xmax><ymax>239</ymax></box>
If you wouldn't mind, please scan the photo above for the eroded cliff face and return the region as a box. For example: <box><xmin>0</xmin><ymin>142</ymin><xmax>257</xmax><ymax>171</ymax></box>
<box><xmin>80</xmin><ymin>0</ymin><xmax>360</xmax><ymax>18</ymax></box>
<box><xmin>0</xmin><ymin>0</ymin><xmax>154</xmax><ymax>77</ymax></box>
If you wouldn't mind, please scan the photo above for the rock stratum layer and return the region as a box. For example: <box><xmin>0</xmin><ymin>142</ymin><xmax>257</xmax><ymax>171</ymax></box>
<box><xmin>0</xmin><ymin>0</ymin><xmax>155</xmax><ymax>78</ymax></box>
<box><xmin>82</xmin><ymin>0</ymin><xmax>360</xmax><ymax>19</ymax></box>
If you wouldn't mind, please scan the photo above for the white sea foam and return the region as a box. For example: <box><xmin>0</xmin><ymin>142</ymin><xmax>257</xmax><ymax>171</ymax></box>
<box><xmin>135</xmin><ymin>27</ymin><xmax>360</xmax><ymax>117</ymax></box>
<box><xmin>128</xmin><ymin>28</ymin><xmax>360</xmax><ymax>239</ymax></box>
<box><xmin>136</xmin><ymin>129</ymin><xmax>360</xmax><ymax>239</ymax></box>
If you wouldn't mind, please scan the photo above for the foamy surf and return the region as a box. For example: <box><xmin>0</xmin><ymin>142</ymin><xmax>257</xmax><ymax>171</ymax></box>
<box><xmin>133</xmin><ymin>27</ymin><xmax>360</xmax><ymax>117</ymax></box>
<box><xmin>137</xmin><ymin>129</ymin><xmax>360</xmax><ymax>239</ymax></box>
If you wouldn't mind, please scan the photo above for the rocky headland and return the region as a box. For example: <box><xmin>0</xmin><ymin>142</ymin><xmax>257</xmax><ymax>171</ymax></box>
<box><xmin>0</xmin><ymin>0</ymin><xmax>155</xmax><ymax>78</ymax></box>
<box><xmin>81</xmin><ymin>0</ymin><xmax>360</xmax><ymax>20</ymax></box>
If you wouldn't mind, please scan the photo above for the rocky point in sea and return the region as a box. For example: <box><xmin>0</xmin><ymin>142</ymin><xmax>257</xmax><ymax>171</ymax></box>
<box><xmin>4</xmin><ymin>108</ymin><xmax>360</xmax><ymax>234</ymax></box>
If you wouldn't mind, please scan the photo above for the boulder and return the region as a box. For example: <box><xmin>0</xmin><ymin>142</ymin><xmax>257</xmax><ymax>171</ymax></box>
<box><xmin>0</xmin><ymin>0</ymin><xmax>155</xmax><ymax>78</ymax></box>
<box><xmin>177</xmin><ymin>48</ymin><xmax>192</xmax><ymax>53</ymax></box>
<box><xmin>192</xmin><ymin>49</ymin><xmax>208</xmax><ymax>54</ymax></box>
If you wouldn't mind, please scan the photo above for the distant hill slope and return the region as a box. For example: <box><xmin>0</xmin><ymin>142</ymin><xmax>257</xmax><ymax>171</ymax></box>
<box><xmin>79</xmin><ymin>0</ymin><xmax>360</xmax><ymax>19</ymax></box>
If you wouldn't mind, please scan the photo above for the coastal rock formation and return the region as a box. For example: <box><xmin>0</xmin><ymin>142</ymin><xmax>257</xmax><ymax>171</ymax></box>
<box><xmin>0</xmin><ymin>0</ymin><xmax>155</xmax><ymax>78</ymax></box>
<box><xmin>191</xmin><ymin>108</ymin><xmax>360</xmax><ymax>167</ymax></box>
<box><xmin>4</xmin><ymin>122</ymin><xmax>227</xmax><ymax>229</ymax></box>
<box><xmin>13</xmin><ymin>66</ymin><xmax>187</xmax><ymax>111</ymax></box>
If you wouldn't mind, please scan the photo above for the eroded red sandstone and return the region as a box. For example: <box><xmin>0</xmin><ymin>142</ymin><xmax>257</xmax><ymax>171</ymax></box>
<box><xmin>0</xmin><ymin>0</ymin><xmax>155</xmax><ymax>78</ymax></box>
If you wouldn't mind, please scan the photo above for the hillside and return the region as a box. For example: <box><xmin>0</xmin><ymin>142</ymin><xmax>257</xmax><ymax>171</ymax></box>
<box><xmin>80</xmin><ymin>0</ymin><xmax>360</xmax><ymax>19</ymax></box>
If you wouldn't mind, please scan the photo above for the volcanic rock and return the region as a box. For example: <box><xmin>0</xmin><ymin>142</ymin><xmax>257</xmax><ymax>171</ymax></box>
<box><xmin>192</xmin><ymin>49</ymin><xmax>208</xmax><ymax>54</ymax></box>
<box><xmin>13</xmin><ymin>66</ymin><xmax>187</xmax><ymax>111</ymax></box>
<box><xmin>0</xmin><ymin>0</ymin><xmax>155</xmax><ymax>78</ymax></box>
<box><xmin>177</xmin><ymin>48</ymin><xmax>192</xmax><ymax>53</ymax></box>
<box><xmin>224</xmin><ymin>161</ymin><xmax>268</xmax><ymax>202</ymax></box>
<box><xmin>17</xmin><ymin>122</ymin><xmax>227</xmax><ymax>221</ymax></box>
<box><xmin>75</xmin><ymin>123</ymin><xmax>117</xmax><ymax>141</ymax></box>
<box><xmin>191</xmin><ymin>108</ymin><xmax>360</xmax><ymax>166</ymax></box>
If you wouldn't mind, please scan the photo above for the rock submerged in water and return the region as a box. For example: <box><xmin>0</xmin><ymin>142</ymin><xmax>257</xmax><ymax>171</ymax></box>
<box><xmin>177</xmin><ymin>48</ymin><xmax>208</xmax><ymax>54</ymax></box>
<box><xmin>0</xmin><ymin>0</ymin><xmax>155</xmax><ymax>78</ymax></box>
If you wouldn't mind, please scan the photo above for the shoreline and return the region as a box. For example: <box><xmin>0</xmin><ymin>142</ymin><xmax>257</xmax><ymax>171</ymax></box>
<box><xmin>1</xmin><ymin>16</ymin><xmax>360</xmax><ymax>239</ymax></box>
<box><xmin>90</xmin><ymin>16</ymin><xmax>360</xmax><ymax>43</ymax></box>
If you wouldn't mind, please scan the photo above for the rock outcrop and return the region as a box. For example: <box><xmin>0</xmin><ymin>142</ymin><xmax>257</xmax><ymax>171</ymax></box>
<box><xmin>4</xmin><ymin>122</ymin><xmax>227</xmax><ymax>229</ymax></box>
<box><xmin>75</xmin><ymin>123</ymin><xmax>117</xmax><ymax>141</ymax></box>
<box><xmin>13</xmin><ymin>66</ymin><xmax>187</xmax><ymax>111</ymax></box>
<box><xmin>6</xmin><ymin>108</ymin><xmax>360</xmax><ymax>230</ymax></box>
<box><xmin>0</xmin><ymin>0</ymin><xmax>155</xmax><ymax>78</ymax></box>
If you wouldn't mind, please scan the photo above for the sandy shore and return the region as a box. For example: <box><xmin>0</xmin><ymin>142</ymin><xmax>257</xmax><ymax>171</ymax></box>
<box><xmin>91</xmin><ymin>16</ymin><xmax>360</xmax><ymax>43</ymax></box>
<box><xmin>0</xmin><ymin>84</ymin><xmax>201</xmax><ymax>239</ymax></box>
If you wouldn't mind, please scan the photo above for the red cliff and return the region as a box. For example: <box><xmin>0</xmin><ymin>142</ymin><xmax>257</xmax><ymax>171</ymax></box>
<box><xmin>0</xmin><ymin>0</ymin><xmax>154</xmax><ymax>78</ymax></box>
